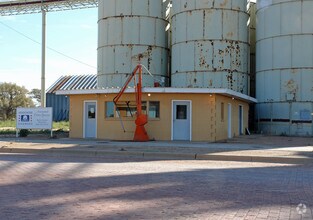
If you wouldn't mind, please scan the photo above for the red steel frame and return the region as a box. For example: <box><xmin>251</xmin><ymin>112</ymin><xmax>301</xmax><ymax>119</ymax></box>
<box><xmin>113</xmin><ymin>64</ymin><xmax>149</xmax><ymax>142</ymax></box>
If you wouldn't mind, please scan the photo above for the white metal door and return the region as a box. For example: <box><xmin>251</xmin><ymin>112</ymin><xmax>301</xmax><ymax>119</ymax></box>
<box><xmin>84</xmin><ymin>102</ymin><xmax>96</xmax><ymax>138</ymax></box>
<box><xmin>228</xmin><ymin>103</ymin><xmax>232</xmax><ymax>138</ymax></box>
<box><xmin>172</xmin><ymin>101</ymin><xmax>191</xmax><ymax>141</ymax></box>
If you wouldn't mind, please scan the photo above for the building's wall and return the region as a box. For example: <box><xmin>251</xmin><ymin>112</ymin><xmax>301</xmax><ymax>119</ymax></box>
<box><xmin>69</xmin><ymin>94</ymin><xmax>97</xmax><ymax>138</ymax></box>
<box><xmin>46</xmin><ymin>93</ymin><xmax>69</xmax><ymax>121</ymax></box>
<box><xmin>215</xmin><ymin>95</ymin><xmax>249</xmax><ymax>140</ymax></box>
<box><xmin>69</xmin><ymin>93</ymin><xmax>249</xmax><ymax>141</ymax></box>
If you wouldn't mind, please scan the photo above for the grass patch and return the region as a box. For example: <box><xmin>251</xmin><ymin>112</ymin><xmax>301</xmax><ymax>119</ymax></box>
<box><xmin>0</xmin><ymin>120</ymin><xmax>69</xmax><ymax>135</ymax></box>
<box><xmin>0</xmin><ymin>120</ymin><xmax>15</xmax><ymax>128</ymax></box>
<box><xmin>53</xmin><ymin>121</ymin><xmax>69</xmax><ymax>131</ymax></box>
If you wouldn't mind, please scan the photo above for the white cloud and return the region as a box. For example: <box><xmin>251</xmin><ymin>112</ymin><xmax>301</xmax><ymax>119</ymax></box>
<box><xmin>0</xmin><ymin>56</ymin><xmax>96</xmax><ymax>90</ymax></box>
<box><xmin>46</xmin><ymin>56</ymin><xmax>96</xmax><ymax>73</ymax></box>
<box><xmin>0</xmin><ymin>16</ymin><xmax>28</xmax><ymax>23</ymax></box>
<box><xmin>0</xmin><ymin>68</ymin><xmax>41</xmax><ymax>90</ymax></box>
<box><xmin>80</xmin><ymin>24</ymin><xmax>95</xmax><ymax>30</ymax></box>
<box><xmin>0</xmin><ymin>16</ymin><xmax>16</xmax><ymax>22</ymax></box>
<box><xmin>45</xmin><ymin>56</ymin><xmax>96</xmax><ymax>89</ymax></box>
<box><xmin>0</xmin><ymin>8</ymin><xmax>97</xmax><ymax>91</ymax></box>
<box><xmin>14</xmin><ymin>57</ymin><xmax>41</xmax><ymax>65</ymax></box>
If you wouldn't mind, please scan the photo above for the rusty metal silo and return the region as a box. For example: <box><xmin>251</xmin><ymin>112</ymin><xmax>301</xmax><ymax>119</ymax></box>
<box><xmin>171</xmin><ymin>0</ymin><xmax>249</xmax><ymax>94</ymax></box>
<box><xmin>248</xmin><ymin>1</ymin><xmax>257</xmax><ymax>131</ymax></box>
<box><xmin>97</xmin><ymin>0</ymin><xmax>170</xmax><ymax>88</ymax></box>
<box><xmin>256</xmin><ymin>0</ymin><xmax>313</xmax><ymax>136</ymax></box>
<box><xmin>248</xmin><ymin>1</ymin><xmax>256</xmax><ymax>97</ymax></box>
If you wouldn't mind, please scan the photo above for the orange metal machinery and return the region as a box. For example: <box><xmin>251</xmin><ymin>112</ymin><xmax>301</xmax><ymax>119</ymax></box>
<box><xmin>113</xmin><ymin>64</ymin><xmax>150</xmax><ymax>142</ymax></box>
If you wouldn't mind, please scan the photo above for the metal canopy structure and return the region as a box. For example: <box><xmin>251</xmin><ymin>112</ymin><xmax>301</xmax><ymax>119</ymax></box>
<box><xmin>0</xmin><ymin>0</ymin><xmax>98</xmax><ymax>107</ymax></box>
<box><xmin>0</xmin><ymin>0</ymin><xmax>98</xmax><ymax>16</ymax></box>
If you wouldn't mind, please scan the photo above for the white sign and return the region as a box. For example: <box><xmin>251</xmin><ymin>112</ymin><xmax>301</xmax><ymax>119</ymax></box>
<box><xmin>16</xmin><ymin>107</ymin><xmax>53</xmax><ymax>130</ymax></box>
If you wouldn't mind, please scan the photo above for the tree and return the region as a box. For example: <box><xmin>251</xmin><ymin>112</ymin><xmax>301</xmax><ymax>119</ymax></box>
<box><xmin>0</xmin><ymin>83</ymin><xmax>34</xmax><ymax>120</ymax></box>
<box><xmin>29</xmin><ymin>88</ymin><xmax>41</xmax><ymax>105</ymax></box>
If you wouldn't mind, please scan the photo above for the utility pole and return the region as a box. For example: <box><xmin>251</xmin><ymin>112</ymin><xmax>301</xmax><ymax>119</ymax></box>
<box><xmin>41</xmin><ymin>8</ymin><xmax>46</xmax><ymax>107</ymax></box>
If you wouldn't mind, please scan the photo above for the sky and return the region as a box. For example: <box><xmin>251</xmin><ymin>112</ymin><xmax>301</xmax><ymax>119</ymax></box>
<box><xmin>0</xmin><ymin>7</ymin><xmax>97</xmax><ymax>91</ymax></box>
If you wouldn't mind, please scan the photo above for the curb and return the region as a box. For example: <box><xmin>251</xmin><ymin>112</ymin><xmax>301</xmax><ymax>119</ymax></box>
<box><xmin>0</xmin><ymin>148</ymin><xmax>312</xmax><ymax>164</ymax></box>
<box><xmin>196</xmin><ymin>154</ymin><xmax>313</xmax><ymax>164</ymax></box>
<box><xmin>143</xmin><ymin>152</ymin><xmax>196</xmax><ymax>160</ymax></box>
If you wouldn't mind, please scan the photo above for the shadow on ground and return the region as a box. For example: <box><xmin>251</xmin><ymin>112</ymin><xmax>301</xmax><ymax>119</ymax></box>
<box><xmin>0</xmin><ymin>154</ymin><xmax>312</xmax><ymax>219</ymax></box>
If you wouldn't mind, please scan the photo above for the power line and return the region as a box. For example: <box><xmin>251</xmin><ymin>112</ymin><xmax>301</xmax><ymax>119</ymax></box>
<box><xmin>0</xmin><ymin>20</ymin><xmax>97</xmax><ymax>69</ymax></box>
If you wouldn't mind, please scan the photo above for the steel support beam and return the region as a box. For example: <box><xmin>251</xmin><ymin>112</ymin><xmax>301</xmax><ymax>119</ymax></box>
<box><xmin>0</xmin><ymin>0</ymin><xmax>98</xmax><ymax>106</ymax></box>
<box><xmin>0</xmin><ymin>0</ymin><xmax>98</xmax><ymax>16</ymax></box>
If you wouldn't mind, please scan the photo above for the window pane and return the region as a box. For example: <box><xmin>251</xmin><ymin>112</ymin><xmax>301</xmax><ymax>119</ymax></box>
<box><xmin>115</xmin><ymin>101</ymin><xmax>147</xmax><ymax>117</ymax></box>
<box><xmin>116</xmin><ymin>102</ymin><xmax>133</xmax><ymax>117</ymax></box>
<box><xmin>106</xmin><ymin>102</ymin><xmax>114</xmax><ymax>118</ymax></box>
<box><xmin>149</xmin><ymin>101</ymin><xmax>160</xmax><ymax>118</ymax></box>
<box><xmin>88</xmin><ymin>105</ymin><xmax>96</xmax><ymax>119</ymax></box>
<box><xmin>141</xmin><ymin>101</ymin><xmax>147</xmax><ymax>115</ymax></box>
<box><xmin>176</xmin><ymin>105</ymin><xmax>187</xmax><ymax>119</ymax></box>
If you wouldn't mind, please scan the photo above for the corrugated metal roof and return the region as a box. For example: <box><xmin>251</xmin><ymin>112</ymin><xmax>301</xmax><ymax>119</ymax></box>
<box><xmin>47</xmin><ymin>75</ymin><xmax>97</xmax><ymax>93</ymax></box>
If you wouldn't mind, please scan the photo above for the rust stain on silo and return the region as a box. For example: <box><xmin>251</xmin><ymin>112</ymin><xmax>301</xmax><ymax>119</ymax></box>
<box><xmin>171</xmin><ymin>0</ymin><xmax>249</xmax><ymax>93</ymax></box>
<box><xmin>227</xmin><ymin>32</ymin><xmax>234</xmax><ymax>38</ymax></box>
<box><xmin>285</xmin><ymin>79</ymin><xmax>298</xmax><ymax>93</ymax></box>
<box><xmin>291</xmin><ymin>69</ymin><xmax>298</xmax><ymax>74</ymax></box>
<box><xmin>220</xmin><ymin>0</ymin><xmax>228</xmax><ymax>7</ymax></box>
<box><xmin>131</xmin><ymin>46</ymin><xmax>153</xmax><ymax>64</ymax></box>
<box><xmin>209</xmin><ymin>79</ymin><xmax>213</xmax><ymax>87</ymax></box>
<box><xmin>227</xmin><ymin>72</ymin><xmax>234</xmax><ymax>89</ymax></box>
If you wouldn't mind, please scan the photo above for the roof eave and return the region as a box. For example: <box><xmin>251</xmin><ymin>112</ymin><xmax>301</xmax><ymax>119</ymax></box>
<box><xmin>55</xmin><ymin>87</ymin><xmax>258</xmax><ymax>103</ymax></box>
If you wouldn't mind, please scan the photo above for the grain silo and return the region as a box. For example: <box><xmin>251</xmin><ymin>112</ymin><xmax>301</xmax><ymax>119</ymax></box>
<box><xmin>248</xmin><ymin>1</ymin><xmax>256</xmax><ymax>97</ymax></box>
<box><xmin>248</xmin><ymin>1</ymin><xmax>257</xmax><ymax>131</ymax></box>
<box><xmin>256</xmin><ymin>0</ymin><xmax>313</xmax><ymax>136</ymax></box>
<box><xmin>97</xmin><ymin>0</ymin><xmax>170</xmax><ymax>88</ymax></box>
<box><xmin>171</xmin><ymin>0</ymin><xmax>249</xmax><ymax>94</ymax></box>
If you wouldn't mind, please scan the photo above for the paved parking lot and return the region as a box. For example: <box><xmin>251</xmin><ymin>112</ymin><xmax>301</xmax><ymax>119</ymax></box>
<box><xmin>0</xmin><ymin>153</ymin><xmax>312</xmax><ymax>220</ymax></box>
<box><xmin>1</xmin><ymin>135</ymin><xmax>313</xmax><ymax>164</ymax></box>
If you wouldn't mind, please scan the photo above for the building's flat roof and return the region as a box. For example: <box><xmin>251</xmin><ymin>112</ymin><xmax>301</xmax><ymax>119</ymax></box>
<box><xmin>56</xmin><ymin>87</ymin><xmax>257</xmax><ymax>103</ymax></box>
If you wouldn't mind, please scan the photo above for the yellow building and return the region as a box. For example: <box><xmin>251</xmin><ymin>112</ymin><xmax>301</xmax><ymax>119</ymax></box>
<box><xmin>56</xmin><ymin>88</ymin><xmax>256</xmax><ymax>142</ymax></box>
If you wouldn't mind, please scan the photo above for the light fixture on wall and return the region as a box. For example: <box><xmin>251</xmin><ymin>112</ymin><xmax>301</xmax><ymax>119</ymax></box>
<box><xmin>148</xmin><ymin>93</ymin><xmax>151</xmax><ymax>97</ymax></box>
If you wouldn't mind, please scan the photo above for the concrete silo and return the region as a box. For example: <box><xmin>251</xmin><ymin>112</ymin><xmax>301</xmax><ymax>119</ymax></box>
<box><xmin>97</xmin><ymin>0</ymin><xmax>170</xmax><ymax>88</ymax></box>
<box><xmin>171</xmin><ymin>0</ymin><xmax>250</xmax><ymax>94</ymax></box>
<box><xmin>256</xmin><ymin>0</ymin><xmax>313</xmax><ymax>136</ymax></box>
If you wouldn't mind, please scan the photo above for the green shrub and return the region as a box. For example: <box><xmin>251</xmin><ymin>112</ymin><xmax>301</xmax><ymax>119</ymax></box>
<box><xmin>19</xmin><ymin>129</ymin><xmax>30</xmax><ymax>137</ymax></box>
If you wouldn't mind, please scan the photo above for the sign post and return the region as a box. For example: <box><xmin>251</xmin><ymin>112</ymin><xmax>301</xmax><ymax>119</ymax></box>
<box><xmin>16</xmin><ymin>107</ymin><xmax>53</xmax><ymax>137</ymax></box>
